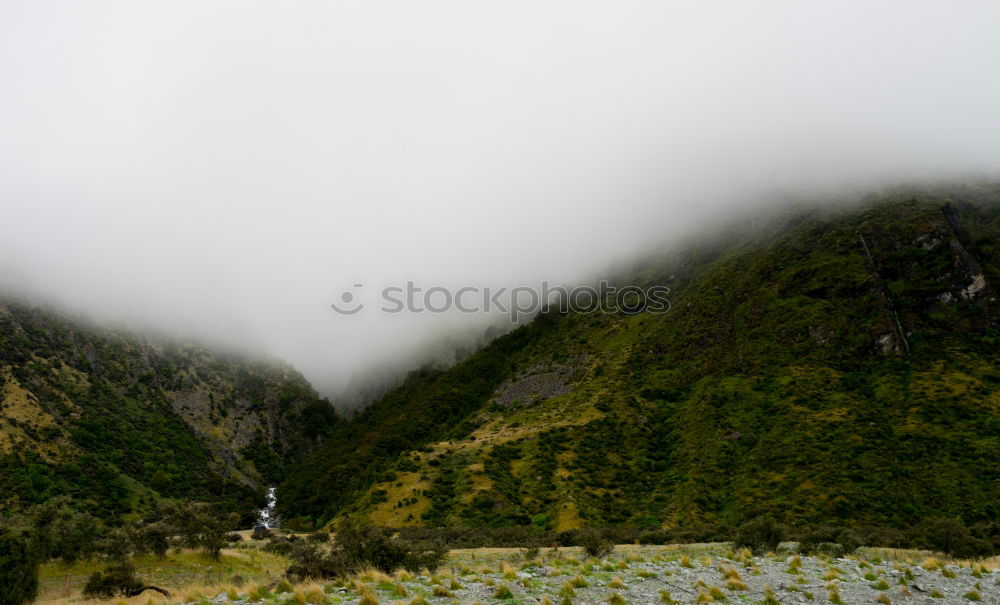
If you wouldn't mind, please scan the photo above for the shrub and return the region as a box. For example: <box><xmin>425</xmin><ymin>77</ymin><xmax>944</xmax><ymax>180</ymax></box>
<box><xmin>287</xmin><ymin>518</ymin><xmax>446</xmax><ymax>579</ymax></box>
<box><xmin>733</xmin><ymin>517</ymin><xmax>783</xmax><ymax>555</ymax></box>
<box><xmin>0</xmin><ymin>530</ymin><xmax>38</xmax><ymax>605</ymax></box>
<box><xmin>579</xmin><ymin>529</ymin><xmax>614</xmax><ymax>559</ymax></box>
<box><xmin>520</xmin><ymin>546</ymin><xmax>541</xmax><ymax>561</ymax></box>
<box><xmin>919</xmin><ymin>518</ymin><xmax>992</xmax><ymax>559</ymax></box>
<box><xmin>82</xmin><ymin>561</ymin><xmax>170</xmax><ymax>599</ymax></box>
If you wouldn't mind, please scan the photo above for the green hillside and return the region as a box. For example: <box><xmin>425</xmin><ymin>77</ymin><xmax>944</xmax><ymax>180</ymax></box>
<box><xmin>280</xmin><ymin>185</ymin><xmax>1000</xmax><ymax>533</ymax></box>
<box><xmin>0</xmin><ymin>302</ymin><xmax>339</xmax><ymax>521</ymax></box>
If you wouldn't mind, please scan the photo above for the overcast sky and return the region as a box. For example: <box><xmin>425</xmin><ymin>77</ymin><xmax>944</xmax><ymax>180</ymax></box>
<box><xmin>2</xmin><ymin>2</ymin><xmax>1000</xmax><ymax>402</ymax></box>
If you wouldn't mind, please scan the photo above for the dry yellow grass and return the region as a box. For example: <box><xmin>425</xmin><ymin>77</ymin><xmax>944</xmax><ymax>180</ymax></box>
<box><xmin>500</xmin><ymin>562</ymin><xmax>517</xmax><ymax>579</ymax></box>
<box><xmin>354</xmin><ymin>566</ymin><xmax>393</xmax><ymax>585</ymax></box>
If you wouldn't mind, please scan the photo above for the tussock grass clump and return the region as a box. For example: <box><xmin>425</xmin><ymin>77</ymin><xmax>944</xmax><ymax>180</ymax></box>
<box><xmin>659</xmin><ymin>589</ymin><xmax>676</xmax><ymax>604</ymax></box>
<box><xmin>559</xmin><ymin>581</ymin><xmax>575</xmax><ymax>598</ymax></box>
<box><xmin>708</xmin><ymin>585</ymin><xmax>725</xmax><ymax>600</ymax></box>
<box><xmin>449</xmin><ymin>578</ymin><xmax>461</xmax><ymax>590</ymax></box>
<box><xmin>609</xmin><ymin>577</ymin><xmax>626</xmax><ymax>589</ymax></box>
<box><xmin>407</xmin><ymin>596</ymin><xmax>427</xmax><ymax>605</ymax></box>
<box><xmin>247</xmin><ymin>584</ymin><xmax>272</xmax><ymax>601</ymax></box>
<box><xmin>873</xmin><ymin>578</ymin><xmax>890</xmax><ymax>590</ymax></box>
<box><xmin>539</xmin><ymin>597</ymin><xmax>553</xmax><ymax>605</ymax></box>
<box><xmin>680</xmin><ymin>555</ymin><xmax>693</xmax><ymax>568</ymax></box>
<box><xmin>763</xmin><ymin>585</ymin><xmax>780</xmax><ymax>605</ymax></box>
<box><xmin>637</xmin><ymin>569</ymin><xmax>655</xmax><ymax>578</ymax></box>
<box><xmin>606</xmin><ymin>592</ymin><xmax>627</xmax><ymax>605</ymax></box>
<box><xmin>358</xmin><ymin>589</ymin><xmax>379</xmax><ymax>605</ymax></box>
<box><xmin>391</xmin><ymin>582</ymin><xmax>408</xmax><ymax>597</ymax></box>
<box><xmin>308</xmin><ymin>585</ymin><xmax>331</xmax><ymax>604</ymax></box>
<box><xmin>729</xmin><ymin>547</ymin><xmax>752</xmax><ymax>564</ymax></box>
<box><xmin>726</xmin><ymin>578</ymin><xmax>747</xmax><ymax>591</ymax></box>
<box><xmin>694</xmin><ymin>589</ymin><xmax>714</xmax><ymax>603</ymax></box>
<box><xmin>493</xmin><ymin>583</ymin><xmax>514</xmax><ymax>599</ymax></box>
<box><xmin>394</xmin><ymin>569</ymin><xmax>414</xmax><ymax>581</ymax></box>
<box><xmin>787</xmin><ymin>554</ymin><xmax>801</xmax><ymax>573</ymax></box>
<box><xmin>432</xmin><ymin>585</ymin><xmax>451</xmax><ymax>597</ymax></box>
<box><xmin>828</xmin><ymin>587</ymin><xmax>844</xmax><ymax>605</ymax></box>
<box><xmin>921</xmin><ymin>557</ymin><xmax>941</xmax><ymax>571</ymax></box>
<box><xmin>941</xmin><ymin>567</ymin><xmax>957</xmax><ymax>578</ymax></box>
<box><xmin>570</xmin><ymin>574</ymin><xmax>588</xmax><ymax>588</ymax></box>
<box><xmin>876</xmin><ymin>594</ymin><xmax>891</xmax><ymax>605</ymax></box>
<box><xmin>963</xmin><ymin>590</ymin><xmax>982</xmax><ymax>601</ymax></box>
<box><xmin>500</xmin><ymin>562</ymin><xmax>516</xmax><ymax>579</ymax></box>
<box><xmin>930</xmin><ymin>589</ymin><xmax>944</xmax><ymax>598</ymax></box>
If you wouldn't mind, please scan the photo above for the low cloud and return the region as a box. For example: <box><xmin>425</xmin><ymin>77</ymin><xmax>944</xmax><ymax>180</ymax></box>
<box><xmin>2</xmin><ymin>2</ymin><xmax>999</xmax><ymax>403</ymax></box>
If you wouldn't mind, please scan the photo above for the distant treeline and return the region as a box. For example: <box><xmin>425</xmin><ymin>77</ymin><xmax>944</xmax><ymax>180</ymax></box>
<box><xmin>392</xmin><ymin>518</ymin><xmax>1000</xmax><ymax>559</ymax></box>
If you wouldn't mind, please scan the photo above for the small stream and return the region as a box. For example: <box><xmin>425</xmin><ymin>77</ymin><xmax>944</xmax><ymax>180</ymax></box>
<box><xmin>256</xmin><ymin>486</ymin><xmax>278</xmax><ymax>528</ymax></box>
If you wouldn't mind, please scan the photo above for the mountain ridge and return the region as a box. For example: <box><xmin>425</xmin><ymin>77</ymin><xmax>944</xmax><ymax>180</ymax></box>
<box><xmin>279</xmin><ymin>185</ymin><xmax>1000</xmax><ymax>532</ymax></box>
<box><xmin>0</xmin><ymin>299</ymin><xmax>339</xmax><ymax>521</ymax></box>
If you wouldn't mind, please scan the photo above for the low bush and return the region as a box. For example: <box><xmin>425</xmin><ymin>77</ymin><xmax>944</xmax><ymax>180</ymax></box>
<box><xmin>0</xmin><ymin>530</ymin><xmax>38</xmax><ymax>605</ymax></box>
<box><xmin>578</xmin><ymin>529</ymin><xmax>614</xmax><ymax>559</ymax></box>
<box><xmin>919</xmin><ymin>518</ymin><xmax>993</xmax><ymax>559</ymax></box>
<box><xmin>83</xmin><ymin>561</ymin><xmax>169</xmax><ymax>599</ymax></box>
<box><xmin>733</xmin><ymin>517</ymin><xmax>783</xmax><ymax>555</ymax></box>
<box><xmin>287</xmin><ymin>518</ymin><xmax>446</xmax><ymax>579</ymax></box>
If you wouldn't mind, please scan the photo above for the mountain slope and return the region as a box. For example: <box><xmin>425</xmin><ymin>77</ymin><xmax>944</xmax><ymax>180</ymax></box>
<box><xmin>281</xmin><ymin>185</ymin><xmax>1000</xmax><ymax>532</ymax></box>
<box><xmin>0</xmin><ymin>302</ymin><xmax>339</xmax><ymax>520</ymax></box>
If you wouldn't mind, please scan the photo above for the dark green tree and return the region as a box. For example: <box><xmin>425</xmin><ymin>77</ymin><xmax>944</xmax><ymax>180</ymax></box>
<box><xmin>0</xmin><ymin>529</ymin><xmax>39</xmax><ymax>605</ymax></box>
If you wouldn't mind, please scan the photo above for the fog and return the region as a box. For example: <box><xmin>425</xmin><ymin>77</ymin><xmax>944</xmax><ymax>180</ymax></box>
<box><xmin>2</xmin><ymin>2</ymin><xmax>1000</xmax><ymax>404</ymax></box>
